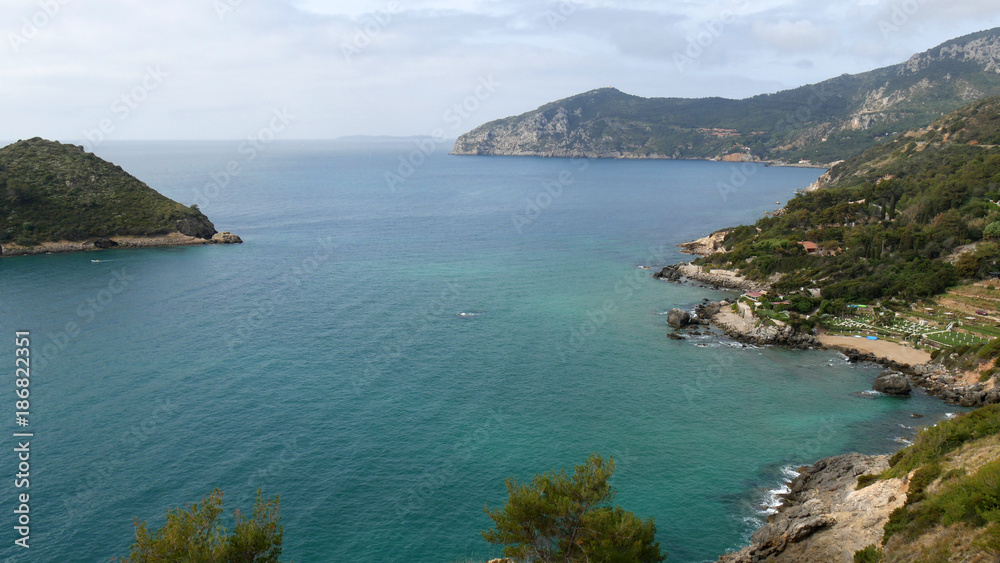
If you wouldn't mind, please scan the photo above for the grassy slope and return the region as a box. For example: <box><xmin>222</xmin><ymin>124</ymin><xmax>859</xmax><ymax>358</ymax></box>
<box><xmin>854</xmin><ymin>405</ymin><xmax>1000</xmax><ymax>561</ymax></box>
<box><xmin>0</xmin><ymin>138</ymin><xmax>216</xmax><ymax>246</ymax></box>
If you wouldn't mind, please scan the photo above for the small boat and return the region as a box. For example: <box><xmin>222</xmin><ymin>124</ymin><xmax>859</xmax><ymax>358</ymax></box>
<box><xmin>91</xmin><ymin>259</ymin><xmax>102</xmax><ymax>263</ymax></box>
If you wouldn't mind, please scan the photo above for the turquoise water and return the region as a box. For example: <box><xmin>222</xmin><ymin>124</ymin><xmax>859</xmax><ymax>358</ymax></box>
<box><xmin>0</xmin><ymin>141</ymin><xmax>965</xmax><ymax>562</ymax></box>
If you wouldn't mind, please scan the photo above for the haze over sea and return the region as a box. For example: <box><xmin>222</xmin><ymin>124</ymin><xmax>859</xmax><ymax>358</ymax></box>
<box><xmin>0</xmin><ymin>141</ymin><xmax>964</xmax><ymax>562</ymax></box>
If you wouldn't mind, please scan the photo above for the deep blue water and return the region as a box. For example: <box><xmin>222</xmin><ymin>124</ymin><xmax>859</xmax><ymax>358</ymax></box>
<box><xmin>0</xmin><ymin>141</ymin><xmax>965</xmax><ymax>562</ymax></box>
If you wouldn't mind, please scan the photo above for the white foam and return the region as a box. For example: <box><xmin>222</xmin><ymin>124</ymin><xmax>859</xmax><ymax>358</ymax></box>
<box><xmin>759</xmin><ymin>466</ymin><xmax>799</xmax><ymax>515</ymax></box>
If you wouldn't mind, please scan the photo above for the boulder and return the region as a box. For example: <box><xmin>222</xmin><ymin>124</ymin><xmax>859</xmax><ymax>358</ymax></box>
<box><xmin>667</xmin><ymin>308</ymin><xmax>691</xmax><ymax>329</ymax></box>
<box><xmin>873</xmin><ymin>371</ymin><xmax>911</xmax><ymax>395</ymax></box>
<box><xmin>211</xmin><ymin>231</ymin><xmax>243</xmax><ymax>244</ymax></box>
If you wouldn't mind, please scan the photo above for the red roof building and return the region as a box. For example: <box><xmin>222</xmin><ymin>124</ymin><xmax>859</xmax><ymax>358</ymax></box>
<box><xmin>798</xmin><ymin>241</ymin><xmax>819</xmax><ymax>253</ymax></box>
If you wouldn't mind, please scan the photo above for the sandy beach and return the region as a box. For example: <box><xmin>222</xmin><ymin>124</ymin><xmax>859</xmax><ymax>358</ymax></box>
<box><xmin>817</xmin><ymin>334</ymin><xmax>932</xmax><ymax>365</ymax></box>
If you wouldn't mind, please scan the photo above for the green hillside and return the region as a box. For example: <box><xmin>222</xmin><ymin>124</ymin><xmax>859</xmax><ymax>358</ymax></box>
<box><xmin>0</xmin><ymin>138</ymin><xmax>216</xmax><ymax>247</ymax></box>
<box><xmin>697</xmin><ymin>97</ymin><xmax>1000</xmax><ymax>302</ymax></box>
<box><xmin>454</xmin><ymin>28</ymin><xmax>1000</xmax><ymax>165</ymax></box>
<box><xmin>855</xmin><ymin>404</ymin><xmax>1000</xmax><ymax>561</ymax></box>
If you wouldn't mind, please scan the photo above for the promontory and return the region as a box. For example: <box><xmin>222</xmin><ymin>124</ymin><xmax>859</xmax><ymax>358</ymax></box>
<box><xmin>0</xmin><ymin>138</ymin><xmax>241</xmax><ymax>256</ymax></box>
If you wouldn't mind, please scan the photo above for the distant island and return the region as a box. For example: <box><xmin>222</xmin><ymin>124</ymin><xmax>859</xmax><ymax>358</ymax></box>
<box><xmin>453</xmin><ymin>28</ymin><xmax>1000</xmax><ymax>166</ymax></box>
<box><xmin>0</xmin><ymin>138</ymin><xmax>241</xmax><ymax>256</ymax></box>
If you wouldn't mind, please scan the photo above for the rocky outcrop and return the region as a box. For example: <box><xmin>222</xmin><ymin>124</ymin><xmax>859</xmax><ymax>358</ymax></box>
<box><xmin>677</xmin><ymin>231</ymin><xmax>730</xmax><ymax>257</ymax></box>
<box><xmin>667</xmin><ymin>309</ymin><xmax>691</xmax><ymax>329</ymax></box>
<box><xmin>699</xmin><ymin>300</ymin><xmax>821</xmax><ymax>349</ymax></box>
<box><xmin>873</xmin><ymin>371</ymin><xmax>912</xmax><ymax>395</ymax></box>
<box><xmin>653</xmin><ymin>264</ymin><xmax>769</xmax><ymax>293</ymax></box>
<box><xmin>718</xmin><ymin>454</ymin><xmax>904</xmax><ymax>563</ymax></box>
<box><xmin>211</xmin><ymin>231</ymin><xmax>243</xmax><ymax>244</ymax></box>
<box><xmin>910</xmin><ymin>364</ymin><xmax>1000</xmax><ymax>407</ymax></box>
<box><xmin>834</xmin><ymin>350</ymin><xmax>1000</xmax><ymax>407</ymax></box>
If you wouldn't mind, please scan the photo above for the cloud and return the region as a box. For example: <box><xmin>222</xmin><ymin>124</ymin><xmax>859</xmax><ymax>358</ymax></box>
<box><xmin>751</xmin><ymin>19</ymin><xmax>833</xmax><ymax>52</ymax></box>
<box><xmin>1</xmin><ymin>0</ymin><xmax>999</xmax><ymax>141</ymax></box>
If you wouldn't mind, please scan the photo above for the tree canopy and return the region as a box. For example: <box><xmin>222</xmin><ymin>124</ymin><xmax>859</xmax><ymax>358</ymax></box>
<box><xmin>118</xmin><ymin>489</ymin><xmax>283</xmax><ymax>563</ymax></box>
<box><xmin>482</xmin><ymin>453</ymin><xmax>666</xmax><ymax>563</ymax></box>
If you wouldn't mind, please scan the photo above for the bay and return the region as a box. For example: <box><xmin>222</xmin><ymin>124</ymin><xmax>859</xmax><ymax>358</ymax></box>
<box><xmin>0</xmin><ymin>140</ymin><xmax>964</xmax><ymax>562</ymax></box>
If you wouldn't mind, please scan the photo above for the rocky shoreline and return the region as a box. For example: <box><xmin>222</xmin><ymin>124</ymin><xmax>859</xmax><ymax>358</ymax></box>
<box><xmin>653</xmin><ymin>263</ymin><xmax>770</xmax><ymax>293</ymax></box>
<box><xmin>716</xmin><ymin>454</ymin><xmax>903</xmax><ymax>563</ymax></box>
<box><xmin>657</xmin><ymin>261</ymin><xmax>1000</xmax><ymax>407</ymax></box>
<box><xmin>0</xmin><ymin>231</ymin><xmax>242</xmax><ymax>257</ymax></box>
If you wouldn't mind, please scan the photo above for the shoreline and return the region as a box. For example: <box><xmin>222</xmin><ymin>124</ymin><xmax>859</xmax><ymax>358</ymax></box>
<box><xmin>0</xmin><ymin>231</ymin><xmax>242</xmax><ymax>257</ymax></box>
<box><xmin>655</xmin><ymin>262</ymin><xmax>999</xmax><ymax>408</ymax></box>
<box><xmin>448</xmin><ymin>151</ymin><xmax>831</xmax><ymax>169</ymax></box>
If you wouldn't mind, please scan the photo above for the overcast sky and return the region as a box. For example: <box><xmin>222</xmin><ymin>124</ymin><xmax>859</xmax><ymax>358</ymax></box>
<box><xmin>3</xmin><ymin>0</ymin><xmax>1000</xmax><ymax>143</ymax></box>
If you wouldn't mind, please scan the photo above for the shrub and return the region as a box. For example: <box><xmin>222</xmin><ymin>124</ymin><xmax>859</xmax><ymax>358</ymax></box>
<box><xmin>118</xmin><ymin>489</ymin><xmax>283</xmax><ymax>562</ymax></box>
<box><xmin>853</xmin><ymin>544</ymin><xmax>886</xmax><ymax>563</ymax></box>
<box><xmin>482</xmin><ymin>454</ymin><xmax>666</xmax><ymax>563</ymax></box>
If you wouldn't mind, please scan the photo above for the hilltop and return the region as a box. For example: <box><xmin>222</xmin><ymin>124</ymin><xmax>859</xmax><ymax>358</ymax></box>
<box><xmin>453</xmin><ymin>28</ymin><xmax>1000</xmax><ymax>165</ymax></box>
<box><xmin>0</xmin><ymin>138</ymin><xmax>240</xmax><ymax>256</ymax></box>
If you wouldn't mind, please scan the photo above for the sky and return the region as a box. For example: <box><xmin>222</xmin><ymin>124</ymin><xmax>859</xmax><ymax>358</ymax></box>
<box><xmin>2</xmin><ymin>0</ymin><xmax>1000</xmax><ymax>144</ymax></box>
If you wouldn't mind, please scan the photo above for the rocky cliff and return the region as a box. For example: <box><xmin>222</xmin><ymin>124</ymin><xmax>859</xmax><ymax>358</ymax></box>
<box><xmin>453</xmin><ymin>28</ymin><xmax>1000</xmax><ymax>165</ymax></box>
<box><xmin>719</xmin><ymin>404</ymin><xmax>1000</xmax><ymax>562</ymax></box>
<box><xmin>718</xmin><ymin>454</ymin><xmax>903</xmax><ymax>563</ymax></box>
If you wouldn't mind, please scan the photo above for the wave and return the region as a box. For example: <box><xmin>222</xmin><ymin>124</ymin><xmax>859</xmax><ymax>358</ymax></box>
<box><xmin>758</xmin><ymin>465</ymin><xmax>800</xmax><ymax>516</ymax></box>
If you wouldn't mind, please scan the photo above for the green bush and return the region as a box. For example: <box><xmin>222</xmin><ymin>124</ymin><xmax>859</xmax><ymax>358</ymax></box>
<box><xmin>853</xmin><ymin>544</ymin><xmax>886</xmax><ymax>563</ymax></box>
<box><xmin>482</xmin><ymin>454</ymin><xmax>666</xmax><ymax>563</ymax></box>
<box><xmin>886</xmin><ymin>405</ymin><xmax>1000</xmax><ymax>478</ymax></box>
<box><xmin>118</xmin><ymin>489</ymin><xmax>283</xmax><ymax>562</ymax></box>
<box><xmin>856</xmin><ymin>474</ymin><xmax>880</xmax><ymax>490</ymax></box>
<box><xmin>906</xmin><ymin>462</ymin><xmax>942</xmax><ymax>504</ymax></box>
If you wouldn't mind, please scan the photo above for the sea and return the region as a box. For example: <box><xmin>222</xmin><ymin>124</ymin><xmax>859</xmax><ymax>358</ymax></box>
<box><xmin>0</xmin><ymin>139</ymin><xmax>967</xmax><ymax>562</ymax></box>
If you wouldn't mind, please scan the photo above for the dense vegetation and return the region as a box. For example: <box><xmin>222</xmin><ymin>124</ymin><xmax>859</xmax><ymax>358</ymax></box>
<box><xmin>118</xmin><ymin>489</ymin><xmax>283</xmax><ymax>562</ymax></box>
<box><xmin>455</xmin><ymin>28</ymin><xmax>1000</xmax><ymax>164</ymax></box>
<box><xmin>0</xmin><ymin>138</ymin><xmax>215</xmax><ymax>246</ymax></box>
<box><xmin>855</xmin><ymin>405</ymin><xmax>1000</xmax><ymax>561</ymax></box>
<box><xmin>482</xmin><ymin>454</ymin><xmax>667</xmax><ymax>562</ymax></box>
<box><xmin>697</xmin><ymin>97</ymin><xmax>1000</xmax><ymax>303</ymax></box>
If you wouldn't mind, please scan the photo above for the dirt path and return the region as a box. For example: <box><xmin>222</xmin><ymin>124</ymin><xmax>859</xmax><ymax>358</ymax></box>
<box><xmin>818</xmin><ymin>335</ymin><xmax>931</xmax><ymax>366</ymax></box>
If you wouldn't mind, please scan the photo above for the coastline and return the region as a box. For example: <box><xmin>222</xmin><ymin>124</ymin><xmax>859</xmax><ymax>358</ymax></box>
<box><xmin>716</xmin><ymin>453</ymin><xmax>903</xmax><ymax>563</ymax></box>
<box><xmin>657</xmin><ymin>261</ymin><xmax>999</xmax><ymax>407</ymax></box>
<box><xmin>657</xmin><ymin>241</ymin><xmax>999</xmax><ymax>560</ymax></box>
<box><xmin>0</xmin><ymin>231</ymin><xmax>242</xmax><ymax>257</ymax></box>
<box><xmin>449</xmin><ymin>150</ymin><xmax>831</xmax><ymax>168</ymax></box>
